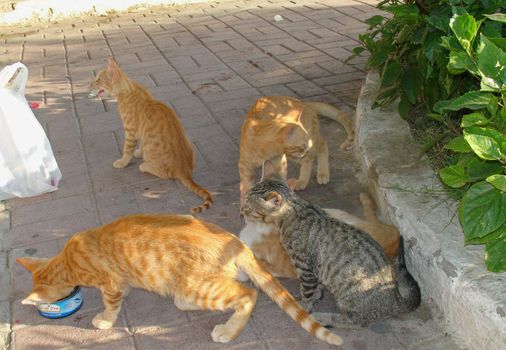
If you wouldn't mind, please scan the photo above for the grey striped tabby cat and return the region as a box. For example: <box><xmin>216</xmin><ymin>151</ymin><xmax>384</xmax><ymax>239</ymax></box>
<box><xmin>241</xmin><ymin>161</ymin><xmax>421</xmax><ymax>327</ymax></box>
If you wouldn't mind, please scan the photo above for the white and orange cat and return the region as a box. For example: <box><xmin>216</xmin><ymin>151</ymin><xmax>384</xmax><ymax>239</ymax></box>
<box><xmin>90</xmin><ymin>59</ymin><xmax>212</xmax><ymax>213</ymax></box>
<box><xmin>17</xmin><ymin>214</ymin><xmax>343</xmax><ymax>346</ymax></box>
<box><xmin>240</xmin><ymin>191</ymin><xmax>400</xmax><ymax>279</ymax></box>
<box><xmin>238</xmin><ymin>96</ymin><xmax>354</xmax><ymax>203</ymax></box>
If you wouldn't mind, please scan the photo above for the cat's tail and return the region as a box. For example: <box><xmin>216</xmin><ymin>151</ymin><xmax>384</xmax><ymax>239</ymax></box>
<box><xmin>179</xmin><ymin>177</ymin><xmax>213</xmax><ymax>213</ymax></box>
<box><xmin>305</xmin><ymin>101</ymin><xmax>354</xmax><ymax>150</ymax></box>
<box><xmin>395</xmin><ymin>236</ymin><xmax>422</xmax><ymax>313</ymax></box>
<box><xmin>236</xmin><ymin>247</ymin><xmax>344</xmax><ymax>346</ymax></box>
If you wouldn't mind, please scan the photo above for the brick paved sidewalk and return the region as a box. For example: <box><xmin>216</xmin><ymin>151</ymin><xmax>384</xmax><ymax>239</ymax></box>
<box><xmin>1</xmin><ymin>0</ymin><xmax>463</xmax><ymax>349</ymax></box>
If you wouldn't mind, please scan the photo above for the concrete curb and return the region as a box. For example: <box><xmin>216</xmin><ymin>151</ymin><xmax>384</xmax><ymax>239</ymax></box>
<box><xmin>355</xmin><ymin>72</ymin><xmax>506</xmax><ymax>350</ymax></box>
<box><xmin>0</xmin><ymin>0</ymin><xmax>208</xmax><ymax>24</ymax></box>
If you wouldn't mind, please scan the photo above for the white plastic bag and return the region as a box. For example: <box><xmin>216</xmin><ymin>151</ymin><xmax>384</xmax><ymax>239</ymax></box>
<box><xmin>0</xmin><ymin>62</ymin><xmax>62</xmax><ymax>200</ymax></box>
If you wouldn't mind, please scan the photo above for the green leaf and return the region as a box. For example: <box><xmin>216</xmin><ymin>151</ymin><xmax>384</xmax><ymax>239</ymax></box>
<box><xmin>381</xmin><ymin>60</ymin><xmax>402</xmax><ymax>87</ymax></box>
<box><xmin>401</xmin><ymin>68</ymin><xmax>422</xmax><ymax>104</ymax></box>
<box><xmin>440</xmin><ymin>165</ymin><xmax>469</xmax><ymax>188</ymax></box>
<box><xmin>487</xmin><ymin>95</ymin><xmax>498</xmax><ymax>116</ymax></box>
<box><xmin>484</xmin><ymin>13</ymin><xmax>506</xmax><ymax>23</ymax></box>
<box><xmin>464</xmin><ymin>127</ymin><xmax>503</xmax><ymax>160</ymax></box>
<box><xmin>487</xmin><ymin>174</ymin><xmax>506</xmax><ymax>192</ymax></box>
<box><xmin>433</xmin><ymin>99</ymin><xmax>452</xmax><ymax>113</ymax></box>
<box><xmin>481</xmin><ymin>20</ymin><xmax>502</xmax><ymax>38</ymax></box>
<box><xmin>427</xmin><ymin>10</ymin><xmax>451</xmax><ymax>32</ymax></box>
<box><xmin>365</xmin><ymin>15</ymin><xmax>384</xmax><ymax>26</ymax></box>
<box><xmin>367</xmin><ymin>46</ymin><xmax>389</xmax><ymax>68</ymax></box>
<box><xmin>385</xmin><ymin>4</ymin><xmax>419</xmax><ymax>23</ymax></box>
<box><xmin>449</xmin><ymin>14</ymin><xmax>479</xmax><ymax>53</ymax></box>
<box><xmin>445</xmin><ymin>136</ymin><xmax>472</xmax><ymax>153</ymax></box>
<box><xmin>447</xmin><ymin>51</ymin><xmax>478</xmax><ymax>75</ymax></box>
<box><xmin>485</xmin><ymin>234</ymin><xmax>506</xmax><ymax>272</ymax></box>
<box><xmin>397</xmin><ymin>95</ymin><xmax>410</xmax><ymax>119</ymax></box>
<box><xmin>352</xmin><ymin>46</ymin><xmax>365</xmax><ymax>55</ymax></box>
<box><xmin>427</xmin><ymin>113</ymin><xmax>444</xmax><ymax>123</ymax></box>
<box><xmin>466</xmin><ymin>224</ymin><xmax>506</xmax><ymax>245</ymax></box>
<box><xmin>477</xmin><ymin>34</ymin><xmax>506</xmax><ymax>91</ymax></box>
<box><xmin>423</xmin><ymin>32</ymin><xmax>442</xmax><ymax>63</ymax></box>
<box><xmin>461</xmin><ymin>112</ymin><xmax>489</xmax><ymax>127</ymax></box>
<box><xmin>444</xmin><ymin>91</ymin><xmax>494</xmax><ymax>111</ymax></box>
<box><xmin>460</xmin><ymin>181</ymin><xmax>506</xmax><ymax>239</ymax></box>
<box><xmin>441</xmin><ymin>36</ymin><xmax>462</xmax><ymax>51</ymax></box>
<box><xmin>466</xmin><ymin>157</ymin><xmax>504</xmax><ymax>181</ymax></box>
<box><xmin>489</xmin><ymin>38</ymin><xmax>506</xmax><ymax>51</ymax></box>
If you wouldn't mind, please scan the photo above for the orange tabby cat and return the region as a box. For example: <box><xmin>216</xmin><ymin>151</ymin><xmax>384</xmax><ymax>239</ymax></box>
<box><xmin>238</xmin><ymin>96</ymin><xmax>354</xmax><ymax>203</ymax></box>
<box><xmin>17</xmin><ymin>214</ymin><xmax>342</xmax><ymax>345</ymax></box>
<box><xmin>90</xmin><ymin>58</ymin><xmax>212</xmax><ymax>213</ymax></box>
<box><xmin>240</xmin><ymin>192</ymin><xmax>400</xmax><ymax>279</ymax></box>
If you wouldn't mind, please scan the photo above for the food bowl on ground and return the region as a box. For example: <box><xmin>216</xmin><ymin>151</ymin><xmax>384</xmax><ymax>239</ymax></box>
<box><xmin>37</xmin><ymin>286</ymin><xmax>83</xmax><ymax>319</ymax></box>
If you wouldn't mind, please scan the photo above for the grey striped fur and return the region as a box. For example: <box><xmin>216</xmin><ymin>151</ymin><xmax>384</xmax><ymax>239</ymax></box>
<box><xmin>242</xmin><ymin>176</ymin><xmax>421</xmax><ymax>327</ymax></box>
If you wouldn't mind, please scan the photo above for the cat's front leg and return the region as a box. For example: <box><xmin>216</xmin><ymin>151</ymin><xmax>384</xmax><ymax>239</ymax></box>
<box><xmin>298</xmin><ymin>268</ymin><xmax>319</xmax><ymax>312</ymax></box>
<box><xmin>92</xmin><ymin>288</ymin><xmax>126</xmax><ymax>329</ymax></box>
<box><xmin>113</xmin><ymin>130</ymin><xmax>136</xmax><ymax>168</ymax></box>
<box><xmin>316</xmin><ymin>139</ymin><xmax>329</xmax><ymax>185</ymax></box>
<box><xmin>134</xmin><ymin>144</ymin><xmax>143</xmax><ymax>158</ymax></box>
<box><xmin>295</xmin><ymin>157</ymin><xmax>314</xmax><ymax>190</ymax></box>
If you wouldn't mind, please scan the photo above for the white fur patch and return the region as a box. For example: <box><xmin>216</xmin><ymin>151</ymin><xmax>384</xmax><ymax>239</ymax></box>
<box><xmin>239</xmin><ymin>220</ymin><xmax>273</xmax><ymax>247</ymax></box>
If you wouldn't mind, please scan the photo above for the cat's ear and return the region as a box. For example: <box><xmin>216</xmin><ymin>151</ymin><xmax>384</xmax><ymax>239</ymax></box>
<box><xmin>261</xmin><ymin>159</ymin><xmax>278</xmax><ymax>180</ymax></box>
<box><xmin>265</xmin><ymin>192</ymin><xmax>283</xmax><ymax>208</ymax></box>
<box><xmin>107</xmin><ymin>58</ymin><xmax>120</xmax><ymax>81</ymax></box>
<box><xmin>285</xmin><ymin>104</ymin><xmax>304</xmax><ymax>123</ymax></box>
<box><xmin>16</xmin><ymin>257</ymin><xmax>48</xmax><ymax>273</ymax></box>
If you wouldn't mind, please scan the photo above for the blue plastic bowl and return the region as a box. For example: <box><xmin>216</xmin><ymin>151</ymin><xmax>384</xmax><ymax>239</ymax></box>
<box><xmin>37</xmin><ymin>286</ymin><xmax>83</xmax><ymax>319</ymax></box>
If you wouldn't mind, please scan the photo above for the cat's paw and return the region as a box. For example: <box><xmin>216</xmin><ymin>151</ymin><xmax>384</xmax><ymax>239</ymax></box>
<box><xmin>295</xmin><ymin>180</ymin><xmax>308</xmax><ymax>191</ymax></box>
<box><xmin>92</xmin><ymin>313</ymin><xmax>114</xmax><ymax>329</ymax></box>
<box><xmin>317</xmin><ymin>173</ymin><xmax>329</xmax><ymax>184</ymax></box>
<box><xmin>299</xmin><ymin>300</ymin><xmax>314</xmax><ymax>312</ymax></box>
<box><xmin>113</xmin><ymin>159</ymin><xmax>129</xmax><ymax>169</ymax></box>
<box><xmin>134</xmin><ymin>149</ymin><xmax>143</xmax><ymax>158</ymax></box>
<box><xmin>211</xmin><ymin>324</ymin><xmax>236</xmax><ymax>343</ymax></box>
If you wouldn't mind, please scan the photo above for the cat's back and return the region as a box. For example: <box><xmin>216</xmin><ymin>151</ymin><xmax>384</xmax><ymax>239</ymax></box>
<box><xmin>94</xmin><ymin>214</ymin><xmax>240</xmax><ymax>255</ymax></box>
<box><xmin>286</xmin><ymin>201</ymin><xmax>390</xmax><ymax>272</ymax></box>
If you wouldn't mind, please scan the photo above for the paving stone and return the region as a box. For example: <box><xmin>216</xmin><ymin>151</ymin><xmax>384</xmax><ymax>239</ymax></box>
<box><xmin>123</xmin><ymin>289</ymin><xmax>189</xmax><ymax>330</ymax></box>
<box><xmin>12</xmin><ymin>309</ymin><xmax>130</xmax><ymax>349</ymax></box>
<box><xmin>133</xmin><ymin>313</ymin><xmax>260</xmax><ymax>350</ymax></box>
<box><xmin>11</xmin><ymin>210</ymin><xmax>99</xmax><ymax>248</ymax></box>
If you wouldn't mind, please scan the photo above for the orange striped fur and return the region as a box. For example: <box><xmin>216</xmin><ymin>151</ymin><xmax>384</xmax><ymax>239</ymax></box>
<box><xmin>90</xmin><ymin>58</ymin><xmax>212</xmax><ymax>213</ymax></box>
<box><xmin>238</xmin><ymin>96</ymin><xmax>354</xmax><ymax>203</ymax></box>
<box><xmin>17</xmin><ymin>214</ymin><xmax>342</xmax><ymax>346</ymax></box>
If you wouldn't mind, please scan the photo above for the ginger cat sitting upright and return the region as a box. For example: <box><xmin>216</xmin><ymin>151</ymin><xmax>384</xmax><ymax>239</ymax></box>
<box><xmin>90</xmin><ymin>58</ymin><xmax>212</xmax><ymax>213</ymax></box>
<box><xmin>238</xmin><ymin>96</ymin><xmax>354</xmax><ymax>203</ymax></box>
<box><xmin>17</xmin><ymin>214</ymin><xmax>343</xmax><ymax>346</ymax></box>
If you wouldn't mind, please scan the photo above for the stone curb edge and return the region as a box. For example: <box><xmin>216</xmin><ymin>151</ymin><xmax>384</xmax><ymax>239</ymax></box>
<box><xmin>354</xmin><ymin>72</ymin><xmax>506</xmax><ymax>350</ymax></box>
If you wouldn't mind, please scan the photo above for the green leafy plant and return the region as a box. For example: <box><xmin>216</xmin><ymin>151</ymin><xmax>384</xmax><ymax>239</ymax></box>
<box><xmin>350</xmin><ymin>1</ymin><xmax>506</xmax><ymax>272</ymax></box>
<box><xmin>437</xmin><ymin>13</ymin><xmax>506</xmax><ymax>272</ymax></box>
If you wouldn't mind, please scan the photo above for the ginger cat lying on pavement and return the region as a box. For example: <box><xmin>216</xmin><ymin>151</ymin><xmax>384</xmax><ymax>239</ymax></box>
<box><xmin>238</xmin><ymin>96</ymin><xmax>354</xmax><ymax>203</ymax></box>
<box><xmin>240</xmin><ymin>192</ymin><xmax>400</xmax><ymax>279</ymax></box>
<box><xmin>17</xmin><ymin>214</ymin><xmax>343</xmax><ymax>346</ymax></box>
<box><xmin>90</xmin><ymin>58</ymin><xmax>212</xmax><ymax>213</ymax></box>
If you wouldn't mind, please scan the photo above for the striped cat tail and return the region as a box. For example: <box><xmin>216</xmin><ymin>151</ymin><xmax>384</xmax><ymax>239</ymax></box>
<box><xmin>236</xmin><ymin>248</ymin><xmax>343</xmax><ymax>346</ymax></box>
<box><xmin>179</xmin><ymin>177</ymin><xmax>213</xmax><ymax>213</ymax></box>
<box><xmin>305</xmin><ymin>101</ymin><xmax>354</xmax><ymax>150</ymax></box>
<box><xmin>395</xmin><ymin>236</ymin><xmax>421</xmax><ymax>312</ymax></box>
